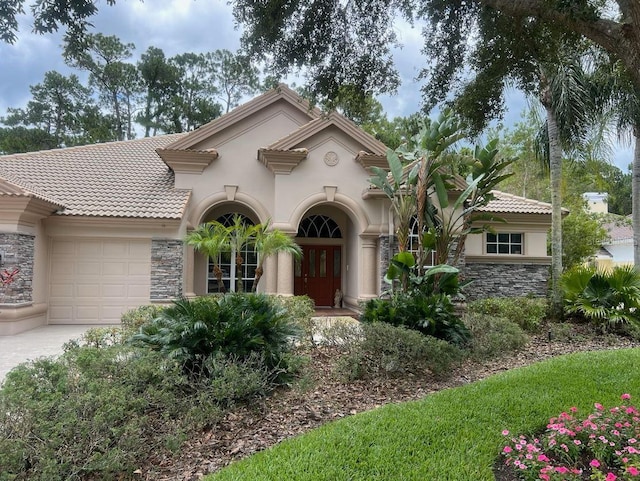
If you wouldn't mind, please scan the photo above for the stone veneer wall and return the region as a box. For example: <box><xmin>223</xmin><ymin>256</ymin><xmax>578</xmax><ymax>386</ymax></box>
<box><xmin>150</xmin><ymin>239</ymin><xmax>183</xmax><ymax>301</ymax></box>
<box><xmin>378</xmin><ymin>235</ymin><xmax>392</xmax><ymax>296</ymax></box>
<box><xmin>463</xmin><ymin>262</ymin><xmax>549</xmax><ymax>301</ymax></box>
<box><xmin>0</xmin><ymin>232</ymin><xmax>34</xmax><ymax>304</ymax></box>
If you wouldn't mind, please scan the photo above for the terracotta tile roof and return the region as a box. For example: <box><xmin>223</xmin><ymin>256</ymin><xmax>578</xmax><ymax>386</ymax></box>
<box><xmin>0</xmin><ymin>134</ymin><xmax>191</xmax><ymax>219</ymax></box>
<box><xmin>480</xmin><ymin>190</ymin><xmax>562</xmax><ymax>215</ymax></box>
<box><xmin>0</xmin><ymin>176</ymin><xmax>64</xmax><ymax>207</ymax></box>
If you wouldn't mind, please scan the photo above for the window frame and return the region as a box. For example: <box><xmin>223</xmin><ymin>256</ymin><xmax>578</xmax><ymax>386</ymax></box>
<box><xmin>486</xmin><ymin>232</ymin><xmax>524</xmax><ymax>255</ymax></box>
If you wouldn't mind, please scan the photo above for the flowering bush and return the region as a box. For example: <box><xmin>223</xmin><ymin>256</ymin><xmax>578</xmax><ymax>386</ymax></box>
<box><xmin>502</xmin><ymin>394</ymin><xmax>640</xmax><ymax>480</ymax></box>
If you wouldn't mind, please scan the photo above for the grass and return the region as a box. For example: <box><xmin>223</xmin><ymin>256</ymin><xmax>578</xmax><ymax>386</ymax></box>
<box><xmin>205</xmin><ymin>348</ymin><xmax>640</xmax><ymax>481</ymax></box>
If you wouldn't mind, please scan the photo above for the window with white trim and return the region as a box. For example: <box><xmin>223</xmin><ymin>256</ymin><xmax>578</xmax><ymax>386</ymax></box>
<box><xmin>408</xmin><ymin>216</ymin><xmax>437</xmax><ymax>267</ymax></box>
<box><xmin>486</xmin><ymin>232</ymin><xmax>523</xmax><ymax>255</ymax></box>
<box><xmin>207</xmin><ymin>213</ymin><xmax>257</xmax><ymax>293</ymax></box>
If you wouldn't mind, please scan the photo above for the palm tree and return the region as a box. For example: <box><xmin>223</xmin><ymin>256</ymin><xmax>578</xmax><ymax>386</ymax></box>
<box><xmin>184</xmin><ymin>222</ymin><xmax>230</xmax><ymax>293</ymax></box>
<box><xmin>250</xmin><ymin>221</ymin><xmax>302</xmax><ymax>292</ymax></box>
<box><xmin>535</xmin><ymin>54</ymin><xmax>595</xmax><ymax>320</ymax></box>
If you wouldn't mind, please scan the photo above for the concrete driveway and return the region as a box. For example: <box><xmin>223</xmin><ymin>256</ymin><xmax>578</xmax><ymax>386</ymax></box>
<box><xmin>0</xmin><ymin>325</ymin><xmax>95</xmax><ymax>384</ymax></box>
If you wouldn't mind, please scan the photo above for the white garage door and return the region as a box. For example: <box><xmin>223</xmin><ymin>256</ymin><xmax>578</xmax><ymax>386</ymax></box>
<box><xmin>48</xmin><ymin>238</ymin><xmax>151</xmax><ymax>324</ymax></box>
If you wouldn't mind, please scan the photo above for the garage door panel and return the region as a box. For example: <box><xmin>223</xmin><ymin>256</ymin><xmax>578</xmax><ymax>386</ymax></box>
<box><xmin>77</xmin><ymin>241</ymin><xmax>103</xmax><ymax>256</ymax></box>
<box><xmin>103</xmin><ymin>241</ymin><xmax>129</xmax><ymax>257</ymax></box>
<box><xmin>103</xmin><ymin>262</ymin><xmax>127</xmax><ymax>276</ymax></box>
<box><xmin>49</xmin><ymin>239</ymin><xmax>152</xmax><ymax>324</ymax></box>
<box><xmin>128</xmin><ymin>262</ymin><xmax>150</xmax><ymax>275</ymax></box>
<box><xmin>76</xmin><ymin>262</ymin><xmax>101</xmax><ymax>275</ymax></box>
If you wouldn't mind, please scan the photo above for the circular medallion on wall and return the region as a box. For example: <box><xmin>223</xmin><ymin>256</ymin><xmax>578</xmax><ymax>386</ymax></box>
<box><xmin>324</xmin><ymin>151</ymin><xmax>339</xmax><ymax>166</ymax></box>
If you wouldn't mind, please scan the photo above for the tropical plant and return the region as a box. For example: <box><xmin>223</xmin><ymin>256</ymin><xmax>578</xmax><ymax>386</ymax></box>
<box><xmin>250</xmin><ymin>221</ymin><xmax>302</xmax><ymax>292</ymax></box>
<box><xmin>361</xmin><ymin>290</ymin><xmax>470</xmax><ymax>346</ymax></box>
<box><xmin>185</xmin><ymin>221</ymin><xmax>230</xmax><ymax>293</ymax></box>
<box><xmin>561</xmin><ymin>265</ymin><xmax>640</xmax><ymax>329</ymax></box>
<box><xmin>131</xmin><ymin>294</ymin><xmax>300</xmax><ymax>377</ymax></box>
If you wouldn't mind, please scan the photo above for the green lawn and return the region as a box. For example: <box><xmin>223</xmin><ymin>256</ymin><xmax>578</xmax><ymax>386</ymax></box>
<box><xmin>206</xmin><ymin>348</ymin><xmax>640</xmax><ymax>481</ymax></box>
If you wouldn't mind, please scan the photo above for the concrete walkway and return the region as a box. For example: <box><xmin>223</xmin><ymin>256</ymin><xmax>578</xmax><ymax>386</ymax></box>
<box><xmin>0</xmin><ymin>325</ymin><xmax>95</xmax><ymax>384</ymax></box>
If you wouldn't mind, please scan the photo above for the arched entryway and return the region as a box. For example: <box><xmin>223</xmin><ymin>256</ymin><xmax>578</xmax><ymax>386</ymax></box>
<box><xmin>293</xmin><ymin>206</ymin><xmax>354</xmax><ymax>307</ymax></box>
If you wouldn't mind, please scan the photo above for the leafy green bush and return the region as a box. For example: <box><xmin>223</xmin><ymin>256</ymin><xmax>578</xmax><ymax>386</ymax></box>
<box><xmin>120</xmin><ymin>303</ymin><xmax>167</xmax><ymax>333</ymax></box>
<box><xmin>361</xmin><ymin>292</ymin><xmax>470</xmax><ymax>346</ymax></box>
<box><xmin>0</xmin><ymin>341</ymin><xmax>292</xmax><ymax>480</ymax></box>
<box><xmin>562</xmin><ymin>265</ymin><xmax>640</xmax><ymax>329</ymax></box>
<box><xmin>467</xmin><ymin>296</ymin><xmax>546</xmax><ymax>332</ymax></box>
<box><xmin>334</xmin><ymin>322</ymin><xmax>463</xmax><ymax>380</ymax></box>
<box><xmin>271</xmin><ymin>295</ymin><xmax>315</xmax><ymax>346</ymax></box>
<box><xmin>463</xmin><ymin>313</ymin><xmax>529</xmax><ymax>360</ymax></box>
<box><xmin>131</xmin><ymin>293</ymin><xmax>300</xmax><ymax>376</ymax></box>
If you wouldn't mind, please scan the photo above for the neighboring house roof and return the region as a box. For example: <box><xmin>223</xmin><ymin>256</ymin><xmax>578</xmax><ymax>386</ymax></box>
<box><xmin>480</xmin><ymin>190</ymin><xmax>562</xmax><ymax>215</ymax></box>
<box><xmin>0</xmin><ymin>134</ymin><xmax>191</xmax><ymax>219</ymax></box>
<box><xmin>602</xmin><ymin>215</ymin><xmax>633</xmax><ymax>244</ymax></box>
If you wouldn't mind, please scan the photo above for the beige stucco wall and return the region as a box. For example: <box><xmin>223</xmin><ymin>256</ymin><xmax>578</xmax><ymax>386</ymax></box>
<box><xmin>466</xmin><ymin>214</ymin><xmax>550</xmax><ymax>261</ymax></box>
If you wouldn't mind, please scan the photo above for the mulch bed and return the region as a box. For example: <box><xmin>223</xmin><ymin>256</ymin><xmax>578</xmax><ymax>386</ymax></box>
<box><xmin>138</xmin><ymin>324</ymin><xmax>640</xmax><ymax>480</ymax></box>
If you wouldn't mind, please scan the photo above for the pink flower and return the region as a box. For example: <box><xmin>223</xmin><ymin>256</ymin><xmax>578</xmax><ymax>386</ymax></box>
<box><xmin>627</xmin><ymin>466</ymin><xmax>639</xmax><ymax>476</ymax></box>
<box><xmin>606</xmin><ymin>473</ymin><xmax>617</xmax><ymax>481</ymax></box>
<box><xmin>621</xmin><ymin>393</ymin><xmax>631</xmax><ymax>400</ymax></box>
<box><xmin>570</xmin><ymin>406</ymin><xmax>578</xmax><ymax>412</ymax></box>
<box><xmin>537</xmin><ymin>454</ymin><xmax>549</xmax><ymax>462</ymax></box>
<box><xmin>503</xmin><ymin>446</ymin><xmax>512</xmax><ymax>454</ymax></box>
<box><xmin>502</xmin><ymin>429</ymin><xmax>509</xmax><ymax>436</ymax></box>
<box><xmin>590</xmin><ymin>459</ymin><xmax>601</xmax><ymax>468</ymax></box>
<box><xmin>574</xmin><ymin>439</ymin><xmax>582</xmax><ymax>445</ymax></box>
<box><xmin>555</xmin><ymin>466</ymin><xmax>569</xmax><ymax>474</ymax></box>
<box><xmin>595</xmin><ymin>403</ymin><xmax>604</xmax><ymax>411</ymax></box>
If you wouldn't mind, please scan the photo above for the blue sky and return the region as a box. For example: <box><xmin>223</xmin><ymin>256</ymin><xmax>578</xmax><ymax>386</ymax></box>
<box><xmin>0</xmin><ymin>0</ymin><xmax>632</xmax><ymax>170</ymax></box>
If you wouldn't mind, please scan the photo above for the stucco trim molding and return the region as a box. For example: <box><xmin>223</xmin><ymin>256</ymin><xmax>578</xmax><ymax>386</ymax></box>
<box><xmin>466</xmin><ymin>255</ymin><xmax>551</xmax><ymax>265</ymax></box>
<box><xmin>283</xmin><ymin>191</ymin><xmax>381</xmax><ymax>236</ymax></box>
<box><xmin>156</xmin><ymin>148</ymin><xmax>219</xmax><ymax>174</ymax></box>
<box><xmin>356</xmin><ymin>151</ymin><xmax>388</xmax><ymax>173</ymax></box>
<box><xmin>257</xmin><ymin>148</ymin><xmax>308</xmax><ymax>174</ymax></box>
<box><xmin>190</xmin><ymin>191</ymin><xmax>270</xmax><ymax>227</ymax></box>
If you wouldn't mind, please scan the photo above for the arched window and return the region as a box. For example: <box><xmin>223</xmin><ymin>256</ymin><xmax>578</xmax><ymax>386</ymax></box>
<box><xmin>408</xmin><ymin>216</ymin><xmax>437</xmax><ymax>267</ymax></box>
<box><xmin>207</xmin><ymin>214</ymin><xmax>257</xmax><ymax>293</ymax></box>
<box><xmin>297</xmin><ymin>215</ymin><xmax>342</xmax><ymax>238</ymax></box>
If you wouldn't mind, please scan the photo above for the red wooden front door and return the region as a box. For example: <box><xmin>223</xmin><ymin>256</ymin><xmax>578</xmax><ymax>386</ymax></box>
<box><xmin>294</xmin><ymin>245</ymin><xmax>342</xmax><ymax>307</ymax></box>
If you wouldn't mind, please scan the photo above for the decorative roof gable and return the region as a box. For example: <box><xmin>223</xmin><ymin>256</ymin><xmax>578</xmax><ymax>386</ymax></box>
<box><xmin>163</xmin><ymin>84</ymin><xmax>321</xmax><ymax>151</ymax></box>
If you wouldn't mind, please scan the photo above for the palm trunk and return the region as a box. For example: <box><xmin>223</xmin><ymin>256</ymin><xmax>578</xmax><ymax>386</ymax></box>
<box><xmin>545</xmin><ymin>99</ymin><xmax>564</xmax><ymax>320</ymax></box>
<box><xmin>251</xmin><ymin>264</ymin><xmax>264</xmax><ymax>293</ymax></box>
<box><xmin>633</xmin><ymin>125</ymin><xmax>640</xmax><ymax>266</ymax></box>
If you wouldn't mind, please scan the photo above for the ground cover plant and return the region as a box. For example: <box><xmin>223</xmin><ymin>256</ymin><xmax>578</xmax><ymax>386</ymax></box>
<box><xmin>205</xmin><ymin>349</ymin><xmax>640</xmax><ymax>481</ymax></box>
<box><xmin>502</xmin><ymin>394</ymin><xmax>640</xmax><ymax>480</ymax></box>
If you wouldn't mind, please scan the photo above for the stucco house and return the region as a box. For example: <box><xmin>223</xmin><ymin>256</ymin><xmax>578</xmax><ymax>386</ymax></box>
<box><xmin>0</xmin><ymin>85</ymin><xmax>553</xmax><ymax>335</ymax></box>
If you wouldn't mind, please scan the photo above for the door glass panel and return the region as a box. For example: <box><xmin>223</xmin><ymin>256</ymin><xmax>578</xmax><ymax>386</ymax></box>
<box><xmin>319</xmin><ymin>249</ymin><xmax>327</xmax><ymax>277</ymax></box>
<box><xmin>309</xmin><ymin>249</ymin><xmax>316</xmax><ymax>277</ymax></box>
<box><xmin>295</xmin><ymin>257</ymin><xmax>302</xmax><ymax>277</ymax></box>
<box><xmin>334</xmin><ymin>249</ymin><xmax>341</xmax><ymax>277</ymax></box>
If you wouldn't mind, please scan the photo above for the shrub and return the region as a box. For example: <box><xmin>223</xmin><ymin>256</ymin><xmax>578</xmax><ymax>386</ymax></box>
<box><xmin>0</xmin><ymin>342</ymin><xmax>293</xmax><ymax>480</ymax></box>
<box><xmin>501</xmin><ymin>394</ymin><xmax>640</xmax><ymax>480</ymax></box>
<box><xmin>131</xmin><ymin>293</ymin><xmax>300</xmax><ymax>377</ymax></box>
<box><xmin>468</xmin><ymin>296</ymin><xmax>546</xmax><ymax>332</ymax></box>
<box><xmin>463</xmin><ymin>313</ymin><xmax>528</xmax><ymax>360</ymax></box>
<box><xmin>360</xmin><ymin>292</ymin><xmax>471</xmax><ymax>346</ymax></box>
<box><xmin>562</xmin><ymin>265</ymin><xmax>640</xmax><ymax>329</ymax></box>
<box><xmin>334</xmin><ymin>322</ymin><xmax>463</xmax><ymax>380</ymax></box>
<box><xmin>271</xmin><ymin>295</ymin><xmax>315</xmax><ymax>346</ymax></box>
<box><xmin>120</xmin><ymin>303</ymin><xmax>167</xmax><ymax>333</ymax></box>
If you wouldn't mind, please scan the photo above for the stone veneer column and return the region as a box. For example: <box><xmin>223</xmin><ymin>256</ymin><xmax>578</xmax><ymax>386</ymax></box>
<box><xmin>276</xmin><ymin>251</ymin><xmax>294</xmax><ymax>296</ymax></box>
<box><xmin>0</xmin><ymin>232</ymin><xmax>34</xmax><ymax>305</ymax></box>
<box><xmin>361</xmin><ymin>237</ymin><xmax>378</xmax><ymax>297</ymax></box>
<box><xmin>150</xmin><ymin>239</ymin><xmax>183</xmax><ymax>301</ymax></box>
